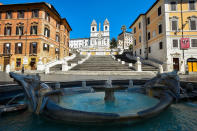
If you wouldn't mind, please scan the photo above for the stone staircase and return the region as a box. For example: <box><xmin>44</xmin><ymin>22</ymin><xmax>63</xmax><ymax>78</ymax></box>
<box><xmin>71</xmin><ymin>55</ymin><xmax>133</xmax><ymax>71</ymax></box>
<box><xmin>115</xmin><ymin>53</ymin><xmax>158</xmax><ymax>72</ymax></box>
<box><xmin>50</xmin><ymin>54</ymin><xmax>86</xmax><ymax>71</ymax></box>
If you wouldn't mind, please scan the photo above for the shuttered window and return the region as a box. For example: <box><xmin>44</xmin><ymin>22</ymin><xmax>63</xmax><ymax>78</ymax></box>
<box><xmin>172</xmin><ymin>20</ymin><xmax>178</xmax><ymax>31</ymax></box>
<box><xmin>30</xmin><ymin>42</ymin><xmax>37</xmax><ymax>54</ymax></box>
<box><xmin>15</xmin><ymin>43</ymin><xmax>23</xmax><ymax>54</ymax></box>
<box><xmin>159</xmin><ymin>24</ymin><xmax>162</xmax><ymax>34</ymax></box>
<box><xmin>3</xmin><ymin>43</ymin><xmax>11</xmax><ymax>54</ymax></box>
<box><xmin>189</xmin><ymin>1</ymin><xmax>196</xmax><ymax>10</ymax></box>
<box><xmin>16</xmin><ymin>26</ymin><xmax>24</xmax><ymax>35</ymax></box>
<box><xmin>190</xmin><ymin>20</ymin><xmax>197</xmax><ymax>30</ymax></box>
<box><xmin>171</xmin><ymin>2</ymin><xmax>177</xmax><ymax>11</ymax></box>
<box><xmin>191</xmin><ymin>39</ymin><xmax>197</xmax><ymax>47</ymax></box>
<box><xmin>173</xmin><ymin>39</ymin><xmax>178</xmax><ymax>48</ymax></box>
<box><xmin>4</xmin><ymin>26</ymin><xmax>12</xmax><ymax>35</ymax></box>
<box><xmin>30</xmin><ymin>25</ymin><xmax>38</xmax><ymax>35</ymax></box>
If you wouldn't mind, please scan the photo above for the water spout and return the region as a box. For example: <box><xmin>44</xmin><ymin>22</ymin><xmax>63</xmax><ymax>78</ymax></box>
<box><xmin>82</xmin><ymin>81</ymin><xmax>86</xmax><ymax>88</ymax></box>
<box><xmin>129</xmin><ymin>80</ymin><xmax>134</xmax><ymax>88</ymax></box>
<box><xmin>104</xmin><ymin>79</ymin><xmax>115</xmax><ymax>102</ymax></box>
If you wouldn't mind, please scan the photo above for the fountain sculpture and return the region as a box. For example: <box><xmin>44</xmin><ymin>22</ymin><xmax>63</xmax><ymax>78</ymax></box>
<box><xmin>8</xmin><ymin>71</ymin><xmax>182</xmax><ymax>125</ymax></box>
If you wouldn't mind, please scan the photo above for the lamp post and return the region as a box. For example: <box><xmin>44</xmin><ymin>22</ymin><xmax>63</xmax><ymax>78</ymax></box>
<box><xmin>180</xmin><ymin>0</ymin><xmax>184</xmax><ymax>59</ymax></box>
<box><xmin>121</xmin><ymin>25</ymin><xmax>126</xmax><ymax>50</ymax></box>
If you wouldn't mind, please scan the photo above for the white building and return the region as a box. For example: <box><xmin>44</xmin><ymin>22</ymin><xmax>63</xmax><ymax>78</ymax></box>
<box><xmin>69</xmin><ymin>38</ymin><xmax>89</xmax><ymax>49</ymax></box>
<box><xmin>117</xmin><ymin>32</ymin><xmax>133</xmax><ymax>50</ymax></box>
<box><xmin>69</xmin><ymin>19</ymin><xmax>118</xmax><ymax>55</ymax></box>
<box><xmin>90</xmin><ymin>19</ymin><xmax>110</xmax><ymax>48</ymax></box>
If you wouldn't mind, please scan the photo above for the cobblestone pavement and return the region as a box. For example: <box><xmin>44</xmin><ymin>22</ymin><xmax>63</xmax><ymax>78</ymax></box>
<box><xmin>0</xmin><ymin>71</ymin><xmax>196</xmax><ymax>84</ymax></box>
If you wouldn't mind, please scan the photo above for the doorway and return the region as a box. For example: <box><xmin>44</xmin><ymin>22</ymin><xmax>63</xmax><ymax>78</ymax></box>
<box><xmin>187</xmin><ymin>58</ymin><xmax>197</xmax><ymax>72</ymax></box>
<box><xmin>30</xmin><ymin>58</ymin><xmax>36</xmax><ymax>70</ymax></box>
<box><xmin>3</xmin><ymin>57</ymin><xmax>10</xmax><ymax>71</ymax></box>
<box><xmin>173</xmin><ymin>58</ymin><xmax>179</xmax><ymax>71</ymax></box>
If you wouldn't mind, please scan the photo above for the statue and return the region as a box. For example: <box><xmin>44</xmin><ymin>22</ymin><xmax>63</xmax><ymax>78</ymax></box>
<box><xmin>9</xmin><ymin>72</ymin><xmax>61</xmax><ymax>114</ymax></box>
<box><xmin>144</xmin><ymin>71</ymin><xmax>181</xmax><ymax>100</ymax></box>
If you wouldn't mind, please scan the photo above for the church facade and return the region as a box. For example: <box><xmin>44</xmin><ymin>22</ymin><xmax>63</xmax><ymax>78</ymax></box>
<box><xmin>90</xmin><ymin>19</ymin><xmax>110</xmax><ymax>48</ymax></box>
<box><xmin>69</xmin><ymin>19</ymin><xmax>118</xmax><ymax>55</ymax></box>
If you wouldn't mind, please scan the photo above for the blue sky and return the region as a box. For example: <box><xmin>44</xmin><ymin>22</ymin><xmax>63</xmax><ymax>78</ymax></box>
<box><xmin>2</xmin><ymin>0</ymin><xmax>155</xmax><ymax>39</ymax></box>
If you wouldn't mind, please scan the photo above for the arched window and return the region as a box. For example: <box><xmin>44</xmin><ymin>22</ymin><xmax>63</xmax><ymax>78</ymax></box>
<box><xmin>30</xmin><ymin>22</ymin><xmax>38</xmax><ymax>35</ymax></box>
<box><xmin>16</xmin><ymin>23</ymin><xmax>24</xmax><ymax>35</ymax></box>
<box><xmin>105</xmin><ymin>26</ymin><xmax>108</xmax><ymax>30</ymax></box>
<box><xmin>92</xmin><ymin>27</ymin><xmax>94</xmax><ymax>31</ymax></box>
<box><xmin>44</xmin><ymin>25</ymin><xmax>50</xmax><ymax>37</ymax></box>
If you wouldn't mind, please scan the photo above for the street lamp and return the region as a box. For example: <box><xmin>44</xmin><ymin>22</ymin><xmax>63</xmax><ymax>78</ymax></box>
<box><xmin>121</xmin><ymin>25</ymin><xmax>126</xmax><ymax>50</ymax></box>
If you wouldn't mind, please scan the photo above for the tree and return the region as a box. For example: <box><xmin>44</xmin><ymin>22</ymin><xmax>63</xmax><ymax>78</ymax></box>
<box><xmin>129</xmin><ymin>44</ymin><xmax>133</xmax><ymax>50</ymax></box>
<box><xmin>110</xmin><ymin>37</ymin><xmax>117</xmax><ymax>49</ymax></box>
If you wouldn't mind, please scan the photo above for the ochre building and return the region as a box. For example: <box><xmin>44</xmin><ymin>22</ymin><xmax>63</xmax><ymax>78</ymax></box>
<box><xmin>130</xmin><ymin>0</ymin><xmax>197</xmax><ymax>73</ymax></box>
<box><xmin>0</xmin><ymin>2</ymin><xmax>71</xmax><ymax>71</ymax></box>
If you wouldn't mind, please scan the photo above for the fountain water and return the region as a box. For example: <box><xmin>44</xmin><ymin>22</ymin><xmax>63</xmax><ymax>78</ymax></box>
<box><xmin>8</xmin><ymin>71</ymin><xmax>183</xmax><ymax>125</ymax></box>
<box><xmin>104</xmin><ymin>79</ymin><xmax>115</xmax><ymax>102</ymax></box>
<box><xmin>129</xmin><ymin>80</ymin><xmax>134</xmax><ymax>88</ymax></box>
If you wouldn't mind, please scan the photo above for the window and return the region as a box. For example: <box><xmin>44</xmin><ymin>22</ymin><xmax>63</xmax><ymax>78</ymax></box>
<box><xmin>56</xmin><ymin>34</ymin><xmax>60</xmax><ymax>42</ymax></box>
<box><xmin>135</xmin><ymin>51</ymin><xmax>136</xmax><ymax>56</ymax></box>
<box><xmin>4</xmin><ymin>26</ymin><xmax>12</xmax><ymax>36</ymax></box>
<box><xmin>189</xmin><ymin>1</ymin><xmax>196</xmax><ymax>10</ymax></box>
<box><xmin>105</xmin><ymin>39</ymin><xmax>108</xmax><ymax>44</ymax></box>
<box><xmin>29</xmin><ymin>42</ymin><xmax>37</xmax><ymax>54</ymax></box>
<box><xmin>16</xmin><ymin>26</ymin><xmax>24</xmax><ymax>35</ymax></box>
<box><xmin>92</xmin><ymin>27</ymin><xmax>95</xmax><ymax>31</ymax></box>
<box><xmin>3</xmin><ymin>43</ymin><xmax>11</xmax><ymax>55</ymax></box>
<box><xmin>44</xmin><ymin>28</ymin><xmax>50</xmax><ymax>37</ymax></box>
<box><xmin>159</xmin><ymin>42</ymin><xmax>163</xmax><ymax>49</ymax></box>
<box><xmin>152</xmin><ymin>30</ymin><xmax>156</xmax><ymax>37</ymax></box>
<box><xmin>148</xmin><ymin>47</ymin><xmax>151</xmax><ymax>53</ymax></box>
<box><xmin>147</xmin><ymin>32</ymin><xmax>151</xmax><ymax>40</ymax></box>
<box><xmin>15</xmin><ymin>43</ymin><xmax>23</xmax><ymax>54</ymax></box>
<box><xmin>171</xmin><ymin>2</ymin><xmax>177</xmax><ymax>11</ymax></box>
<box><xmin>158</xmin><ymin>6</ymin><xmax>162</xmax><ymax>16</ymax></box>
<box><xmin>0</xmin><ymin>12</ymin><xmax>1</xmax><ymax>19</ymax></box>
<box><xmin>159</xmin><ymin>24</ymin><xmax>162</xmax><ymax>34</ymax></box>
<box><xmin>16</xmin><ymin>58</ymin><xmax>21</xmax><ymax>67</ymax></box>
<box><xmin>139</xmin><ymin>36</ymin><xmax>141</xmax><ymax>43</ymax></box>
<box><xmin>55</xmin><ymin>48</ymin><xmax>59</xmax><ymax>54</ymax></box>
<box><xmin>32</xmin><ymin>9</ymin><xmax>39</xmax><ymax>18</ymax></box>
<box><xmin>134</xmin><ymin>39</ymin><xmax>136</xmax><ymax>46</ymax></box>
<box><xmin>105</xmin><ymin>26</ymin><xmax>108</xmax><ymax>30</ymax></box>
<box><xmin>172</xmin><ymin>20</ymin><xmax>178</xmax><ymax>31</ymax></box>
<box><xmin>140</xmin><ymin>49</ymin><xmax>142</xmax><ymax>55</ymax></box>
<box><xmin>43</xmin><ymin>43</ymin><xmax>49</xmax><ymax>51</ymax></box>
<box><xmin>191</xmin><ymin>39</ymin><xmax>197</xmax><ymax>47</ymax></box>
<box><xmin>134</xmin><ymin>27</ymin><xmax>136</xmax><ymax>33</ymax></box>
<box><xmin>139</xmin><ymin>22</ymin><xmax>141</xmax><ymax>29</ymax></box>
<box><xmin>147</xmin><ymin>17</ymin><xmax>150</xmax><ymax>25</ymax></box>
<box><xmin>6</xmin><ymin>11</ymin><xmax>12</xmax><ymax>19</ymax></box>
<box><xmin>173</xmin><ymin>39</ymin><xmax>178</xmax><ymax>48</ymax></box>
<box><xmin>190</xmin><ymin>19</ymin><xmax>197</xmax><ymax>30</ymax></box>
<box><xmin>30</xmin><ymin>25</ymin><xmax>38</xmax><ymax>35</ymax></box>
<box><xmin>56</xmin><ymin>22</ymin><xmax>60</xmax><ymax>29</ymax></box>
<box><xmin>45</xmin><ymin>12</ymin><xmax>50</xmax><ymax>22</ymax></box>
<box><xmin>17</xmin><ymin>10</ymin><xmax>24</xmax><ymax>18</ymax></box>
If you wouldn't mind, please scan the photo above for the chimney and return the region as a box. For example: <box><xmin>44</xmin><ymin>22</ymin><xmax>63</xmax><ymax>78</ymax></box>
<box><xmin>0</xmin><ymin>3</ymin><xmax>3</xmax><ymax>5</ymax></box>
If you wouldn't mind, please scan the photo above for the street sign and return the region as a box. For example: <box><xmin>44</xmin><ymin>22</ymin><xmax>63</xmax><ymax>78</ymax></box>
<box><xmin>23</xmin><ymin>57</ymin><xmax>28</xmax><ymax>65</ymax></box>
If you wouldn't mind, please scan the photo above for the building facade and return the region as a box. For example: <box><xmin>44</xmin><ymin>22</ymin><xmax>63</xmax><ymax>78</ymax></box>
<box><xmin>90</xmin><ymin>19</ymin><xmax>110</xmax><ymax>48</ymax></box>
<box><xmin>117</xmin><ymin>32</ymin><xmax>133</xmax><ymax>50</ymax></box>
<box><xmin>130</xmin><ymin>0</ymin><xmax>197</xmax><ymax>73</ymax></box>
<box><xmin>69</xmin><ymin>38</ymin><xmax>89</xmax><ymax>49</ymax></box>
<box><xmin>69</xmin><ymin>19</ymin><xmax>116</xmax><ymax>55</ymax></box>
<box><xmin>0</xmin><ymin>2</ymin><xmax>72</xmax><ymax>71</ymax></box>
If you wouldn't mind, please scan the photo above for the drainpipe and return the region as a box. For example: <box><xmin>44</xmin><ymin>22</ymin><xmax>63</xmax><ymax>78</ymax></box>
<box><xmin>145</xmin><ymin>15</ymin><xmax>148</xmax><ymax>59</ymax></box>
